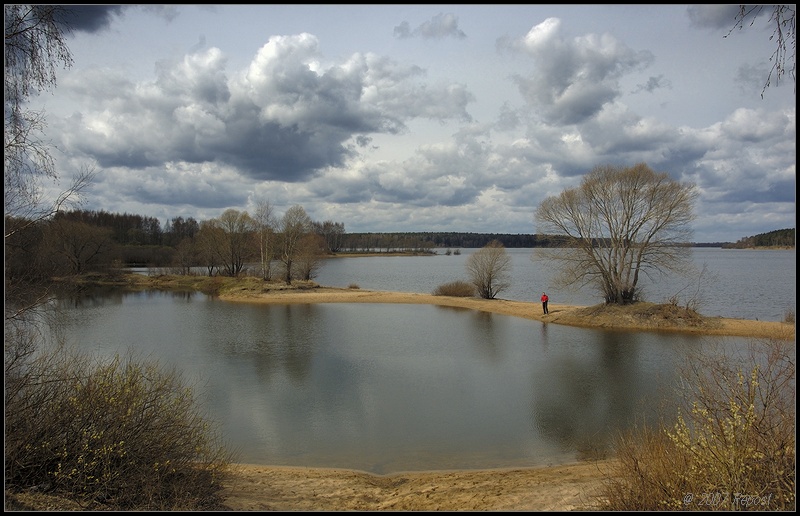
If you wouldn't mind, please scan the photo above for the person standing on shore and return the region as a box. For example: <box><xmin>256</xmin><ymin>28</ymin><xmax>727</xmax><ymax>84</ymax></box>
<box><xmin>541</xmin><ymin>292</ymin><xmax>549</xmax><ymax>314</ymax></box>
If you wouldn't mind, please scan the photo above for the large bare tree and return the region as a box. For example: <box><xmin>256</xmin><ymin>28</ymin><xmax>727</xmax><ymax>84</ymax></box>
<box><xmin>466</xmin><ymin>240</ymin><xmax>512</xmax><ymax>299</ymax></box>
<box><xmin>535</xmin><ymin>163</ymin><xmax>698</xmax><ymax>305</ymax></box>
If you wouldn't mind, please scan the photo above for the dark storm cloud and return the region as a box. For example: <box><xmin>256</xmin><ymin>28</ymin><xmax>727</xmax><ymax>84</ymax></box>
<box><xmin>55</xmin><ymin>5</ymin><xmax>179</xmax><ymax>34</ymax></box>
<box><xmin>54</xmin><ymin>5</ymin><xmax>126</xmax><ymax>34</ymax></box>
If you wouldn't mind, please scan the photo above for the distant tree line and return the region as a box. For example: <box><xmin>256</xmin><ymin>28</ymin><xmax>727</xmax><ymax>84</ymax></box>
<box><xmin>11</xmin><ymin>206</ymin><xmax>793</xmax><ymax>282</ymax></box>
<box><xmin>4</xmin><ymin>206</ymin><xmax>346</xmax><ymax>282</ymax></box>
<box><xmin>721</xmin><ymin>228</ymin><xmax>795</xmax><ymax>249</ymax></box>
<box><xmin>339</xmin><ymin>232</ymin><xmax>572</xmax><ymax>251</ymax></box>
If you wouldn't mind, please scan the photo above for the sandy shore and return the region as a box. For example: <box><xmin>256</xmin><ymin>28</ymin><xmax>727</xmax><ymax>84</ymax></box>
<box><xmin>220</xmin><ymin>460</ymin><xmax>615</xmax><ymax>511</ymax></box>
<box><xmin>221</xmin><ymin>286</ymin><xmax>793</xmax><ymax>340</ymax></box>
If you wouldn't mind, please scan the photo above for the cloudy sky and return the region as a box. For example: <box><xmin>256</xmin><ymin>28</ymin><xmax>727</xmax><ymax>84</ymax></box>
<box><xmin>32</xmin><ymin>4</ymin><xmax>795</xmax><ymax>242</ymax></box>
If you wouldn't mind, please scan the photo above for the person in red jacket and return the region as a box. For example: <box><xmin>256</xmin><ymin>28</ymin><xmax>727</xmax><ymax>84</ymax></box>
<box><xmin>540</xmin><ymin>292</ymin><xmax>549</xmax><ymax>314</ymax></box>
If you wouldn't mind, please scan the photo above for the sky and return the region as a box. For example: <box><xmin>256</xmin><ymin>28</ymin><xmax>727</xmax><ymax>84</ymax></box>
<box><xmin>26</xmin><ymin>4</ymin><xmax>796</xmax><ymax>243</ymax></box>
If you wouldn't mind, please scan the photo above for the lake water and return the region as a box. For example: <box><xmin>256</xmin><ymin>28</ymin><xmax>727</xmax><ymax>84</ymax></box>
<box><xmin>51</xmin><ymin>247</ymin><xmax>793</xmax><ymax>474</ymax></box>
<box><xmin>53</xmin><ymin>293</ymin><xmax>754</xmax><ymax>474</ymax></box>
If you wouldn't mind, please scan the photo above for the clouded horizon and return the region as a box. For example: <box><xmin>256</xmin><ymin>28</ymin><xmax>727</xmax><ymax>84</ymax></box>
<box><xmin>30</xmin><ymin>5</ymin><xmax>795</xmax><ymax>242</ymax></box>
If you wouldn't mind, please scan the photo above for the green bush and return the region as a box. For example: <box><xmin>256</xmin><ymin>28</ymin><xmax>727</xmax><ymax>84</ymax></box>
<box><xmin>599</xmin><ymin>338</ymin><xmax>795</xmax><ymax>511</ymax></box>
<box><xmin>5</xmin><ymin>336</ymin><xmax>234</xmax><ymax>510</ymax></box>
<box><xmin>432</xmin><ymin>280</ymin><xmax>476</xmax><ymax>297</ymax></box>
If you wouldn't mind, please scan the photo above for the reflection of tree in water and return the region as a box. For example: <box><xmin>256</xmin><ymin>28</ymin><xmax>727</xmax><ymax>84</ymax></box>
<box><xmin>280</xmin><ymin>304</ymin><xmax>319</xmax><ymax>382</ymax></box>
<box><xmin>469</xmin><ymin>310</ymin><xmax>502</xmax><ymax>360</ymax></box>
<box><xmin>212</xmin><ymin>303</ymin><xmax>320</xmax><ymax>383</ymax></box>
<box><xmin>432</xmin><ymin>305</ymin><xmax>504</xmax><ymax>360</ymax></box>
<box><xmin>530</xmin><ymin>331</ymin><xmax>666</xmax><ymax>460</ymax></box>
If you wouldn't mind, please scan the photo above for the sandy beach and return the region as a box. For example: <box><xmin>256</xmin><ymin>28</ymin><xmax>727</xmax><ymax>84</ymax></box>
<box><xmin>220</xmin><ymin>460</ymin><xmax>615</xmax><ymax>511</ymax></box>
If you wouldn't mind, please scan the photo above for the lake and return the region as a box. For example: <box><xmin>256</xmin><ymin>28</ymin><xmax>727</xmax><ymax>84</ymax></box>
<box><xmin>51</xmin><ymin>247</ymin><xmax>793</xmax><ymax>474</ymax></box>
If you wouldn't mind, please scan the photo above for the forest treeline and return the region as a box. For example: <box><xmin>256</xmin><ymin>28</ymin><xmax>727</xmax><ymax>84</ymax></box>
<box><xmin>5</xmin><ymin>209</ymin><xmax>794</xmax><ymax>276</ymax></box>
<box><xmin>721</xmin><ymin>228</ymin><xmax>795</xmax><ymax>249</ymax></box>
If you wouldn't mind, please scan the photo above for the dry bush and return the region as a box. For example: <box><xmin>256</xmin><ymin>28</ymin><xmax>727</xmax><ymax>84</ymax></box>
<box><xmin>432</xmin><ymin>280</ymin><xmax>476</xmax><ymax>297</ymax></box>
<box><xmin>599</xmin><ymin>337</ymin><xmax>795</xmax><ymax>511</ymax></box>
<box><xmin>5</xmin><ymin>333</ymin><xmax>234</xmax><ymax>510</ymax></box>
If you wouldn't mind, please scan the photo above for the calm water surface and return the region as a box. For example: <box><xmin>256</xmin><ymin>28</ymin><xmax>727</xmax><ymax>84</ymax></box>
<box><xmin>53</xmin><ymin>290</ymin><xmax>753</xmax><ymax>474</ymax></box>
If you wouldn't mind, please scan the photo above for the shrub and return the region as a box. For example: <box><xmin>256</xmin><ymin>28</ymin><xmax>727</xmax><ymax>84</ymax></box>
<box><xmin>599</xmin><ymin>338</ymin><xmax>795</xmax><ymax>511</ymax></box>
<box><xmin>5</xmin><ymin>338</ymin><xmax>234</xmax><ymax>510</ymax></box>
<box><xmin>432</xmin><ymin>280</ymin><xmax>476</xmax><ymax>297</ymax></box>
<box><xmin>348</xmin><ymin>283</ymin><xmax>360</xmax><ymax>289</ymax></box>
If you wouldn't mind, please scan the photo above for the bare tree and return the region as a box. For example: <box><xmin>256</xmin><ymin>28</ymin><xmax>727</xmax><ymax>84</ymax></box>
<box><xmin>172</xmin><ymin>237</ymin><xmax>196</xmax><ymax>275</ymax></box>
<box><xmin>727</xmin><ymin>4</ymin><xmax>796</xmax><ymax>97</ymax></box>
<box><xmin>279</xmin><ymin>205</ymin><xmax>313</xmax><ymax>284</ymax></box>
<box><xmin>5</xmin><ymin>5</ymin><xmax>94</xmax><ymax>327</ymax></box>
<box><xmin>535</xmin><ymin>163</ymin><xmax>698</xmax><ymax>305</ymax></box>
<box><xmin>252</xmin><ymin>199</ymin><xmax>277</xmax><ymax>280</ymax></box>
<box><xmin>295</xmin><ymin>233</ymin><xmax>327</xmax><ymax>281</ymax></box>
<box><xmin>4</xmin><ymin>5</ymin><xmax>94</xmax><ymax>231</ymax></box>
<box><xmin>4</xmin><ymin>5</ymin><xmax>72</xmax><ymax>188</ymax></box>
<box><xmin>466</xmin><ymin>240</ymin><xmax>512</xmax><ymax>299</ymax></box>
<box><xmin>43</xmin><ymin>218</ymin><xmax>115</xmax><ymax>274</ymax></box>
<box><xmin>313</xmin><ymin>220</ymin><xmax>346</xmax><ymax>253</ymax></box>
<box><xmin>194</xmin><ymin>221</ymin><xmax>224</xmax><ymax>276</ymax></box>
<box><xmin>210</xmin><ymin>209</ymin><xmax>255</xmax><ymax>277</ymax></box>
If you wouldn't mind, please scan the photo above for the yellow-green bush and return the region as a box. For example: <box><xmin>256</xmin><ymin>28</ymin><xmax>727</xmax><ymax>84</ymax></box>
<box><xmin>5</xmin><ymin>336</ymin><xmax>234</xmax><ymax>510</ymax></box>
<box><xmin>600</xmin><ymin>338</ymin><xmax>795</xmax><ymax>511</ymax></box>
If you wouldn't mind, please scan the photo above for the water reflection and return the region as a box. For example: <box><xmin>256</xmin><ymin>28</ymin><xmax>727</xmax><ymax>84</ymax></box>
<box><xmin>530</xmin><ymin>329</ymin><xmax>683</xmax><ymax>462</ymax></box>
<box><xmin>540</xmin><ymin>321</ymin><xmax>549</xmax><ymax>348</ymax></box>
<box><xmin>50</xmin><ymin>290</ymin><xmax>746</xmax><ymax>474</ymax></box>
